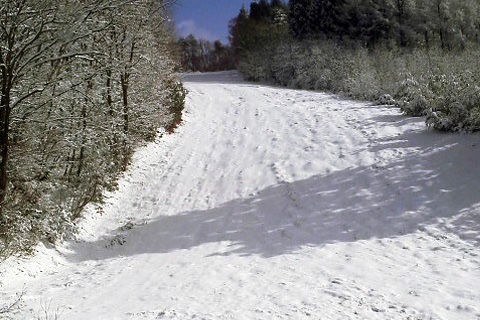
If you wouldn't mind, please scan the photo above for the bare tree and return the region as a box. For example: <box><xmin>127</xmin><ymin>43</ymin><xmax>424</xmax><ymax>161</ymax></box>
<box><xmin>0</xmin><ymin>0</ymin><xmax>183</xmax><ymax>253</ymax></box>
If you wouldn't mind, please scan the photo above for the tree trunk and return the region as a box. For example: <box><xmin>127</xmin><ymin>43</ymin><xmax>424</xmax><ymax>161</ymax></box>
<box><xmin>120</xmin><ymin>73</ymin><xmax>129</xmax><ymax>170</ymax></box>
<box><xmin>106</xmin><ymin>68</ymin><xmax>113</xmax><ymax>116</ymax></box>
<box><xmin>397</xmin><ymin>0</ymin><xmax>407</xmax><ymax>47</ymax></box>
<box><xmin>77</xmin><ymin>78</ymin><xmax>92</xmax><ymax>177</ymax></box>
<box><xmin>0</xmin><ymin>67</ymin><xmax>12</xmax><ymax>234</ymax></box>
<box><xmin>77</xmin><ymin>103</ymin><xmax>87</xmax><ymax>177</ymax></box>
<box><xmin>436</xmin><ymin>1</ymin><xmax>446</xmax><ymax>49</ymax></box>
<box><xmin>120</xmin><ymin>41</ymin><xmax>135</xmax><ymax>170</ymax></box>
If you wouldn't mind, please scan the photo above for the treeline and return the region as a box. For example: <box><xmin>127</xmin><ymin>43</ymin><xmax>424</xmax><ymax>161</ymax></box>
<box><xmin>287</xmin><ymin>0</ymin><xmax>479</xmax><ymax>50</ymax></box>
<box><xmin>230</xmin><ymin>0</ymin><xmax>480</xmax><ymax>132</ymax></box>
<box><xmin>0</xmin><ymin>0</ymin><xmax>186</xmax><ymax>255</ymax></box>
<box><xmin>177</xmin><ymin>35</ymin><xmax>235</xmax><ymax>72</ymax></box>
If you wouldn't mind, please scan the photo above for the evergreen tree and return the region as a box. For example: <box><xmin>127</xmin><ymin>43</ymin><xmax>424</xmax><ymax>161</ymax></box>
<box><xmin>345</xmin><ymin>0</ymin><xmax>393</xmax><ymax>47</ymax></box>
<box><xmin>288</xmin><ymin>0</ymin><xmax>313</xmax><ymax>38</ymax></box>
<box><xmin>270</xmin><ymin>0</ymin><xmax>285</xmax><ymax>8</ymax></box>
<box><xmin>392</xmin><ymin>0</ymin><xmax>415</xmax><ymax>47</ymax></box>
<box><xmin>250</xmin><ymin>0</ymin><xmax>271</xmax><ymax>20</ymax></box>
<box><xmin>310</xmin><ymin>0</ymin><xmax>348</xmax><ymax>38</ymax></box>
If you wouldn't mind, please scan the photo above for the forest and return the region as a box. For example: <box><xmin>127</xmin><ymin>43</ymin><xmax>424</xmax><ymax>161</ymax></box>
<box><xmin>177</xmin><ymin>35</ymin><xmax>235</xmax><ymax>72</ymax></box>
<box><xmin>229</xmin><ymin>0</ymin><xmax>480</xmax><ymax>132</ymax></box>
<box><xmin>0</xmin><ymin>0</ymin><xmax>185</xmax><ymax>256</ymax></box>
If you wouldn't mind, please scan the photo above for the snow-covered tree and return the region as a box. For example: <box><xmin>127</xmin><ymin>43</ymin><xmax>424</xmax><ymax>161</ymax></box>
<box><xmin>0</xmin><ymin>0</ymin><xmax>183</xmax><ymax>254</ymax></box>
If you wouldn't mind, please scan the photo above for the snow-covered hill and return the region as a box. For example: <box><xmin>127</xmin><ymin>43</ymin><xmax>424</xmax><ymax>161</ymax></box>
<box><xmin>1</xmin><ymin>71</ymin><xmax>480</xmax><ymax>319</ymax></box>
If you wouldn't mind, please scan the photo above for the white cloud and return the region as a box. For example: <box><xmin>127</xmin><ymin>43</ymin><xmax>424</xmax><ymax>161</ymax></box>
<box><xmin>177</xmin><ymin>20</ymin><xmax>218</xmax><ymax>41</ymax></box>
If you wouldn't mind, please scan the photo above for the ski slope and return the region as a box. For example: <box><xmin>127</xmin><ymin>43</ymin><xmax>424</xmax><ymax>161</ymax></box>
<box><xmin>1</xmin><ymin>71</ymin><xmax>480</xmax><ymax>319</ymax></box>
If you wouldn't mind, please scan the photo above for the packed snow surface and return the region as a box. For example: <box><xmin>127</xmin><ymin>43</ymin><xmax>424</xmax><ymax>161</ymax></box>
<box><xmin>1</xmin><ymin>71</ymin><xmax>480</xmax><ymax>319</ymax></box>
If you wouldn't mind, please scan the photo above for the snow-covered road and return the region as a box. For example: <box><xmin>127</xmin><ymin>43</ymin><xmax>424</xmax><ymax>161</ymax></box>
<box><xmin>2</xmin><ymin>71</ymin><xmax>480</xmax><ymax>319</ymax></box>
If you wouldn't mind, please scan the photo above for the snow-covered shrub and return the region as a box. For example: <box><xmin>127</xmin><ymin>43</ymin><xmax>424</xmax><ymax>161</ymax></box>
<box><xmin>291</xmin><ymin>54</ymin><xmax>317</xmax><ymax>89</ymax></box>
<box><xmin>308</xmin><ymin>43</ymin><xmax>338</xmax><ymax>91</ymax></box>
<box><xmin>402</xmin><ymin>94</ymin><xmax>429</xmax><ymax>117</ymax></box>
<box><xmin>276</xmin><ymin>40</ymin><xmax>357</xmax><ymax>95</ymax></box>
<box><xmin>394</xmin><ymin>78</ymin><xmax>429</xmax><ymax>116</ymax></box>
<box><xmin>422</xmin><ymin>50</ymin><xmax>480</xmax><ymax>131</ymax></box>
<box><xmin>238</xmin><ymin>50</ymin><xmax>270</xmax><ymax>82</ymax></box>
<box><xmin>165</xmin><ymin>80</ymin><xmax>187</xmax><ymax>134</ymax></box>
<box><xmin>466</xmin><ymin>106</ymin><xmax>480</xmax><ymax>130</ymax></box>
<box><xmin>270</xmin><ymin>42</ymin><xmax>299</xmax><ymax>87</ymax></box>
<box><xmin>343</xmin><ymin>47</ymin><xmax>382</xmax><ymax>100</ymax></box>
<box><xmin>426</xmin><ymin>82</ymin><xmax>480</xmax><ymax>132</ymax></box>
<box><xmin>377</xmin><ymin>94</ymin><xmax>396</xmax><ymax>105</ymax></box>
<box><xmin>275</xmin><ymin>43</ymin><xmax>314</xmax><ymax>89</ymax></box>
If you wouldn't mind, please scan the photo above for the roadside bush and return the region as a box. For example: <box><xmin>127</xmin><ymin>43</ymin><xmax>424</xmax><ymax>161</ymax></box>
<box><xmin>238</xmin><ymin>51</ymin><xmax>270</xmax><ymax>82</ymax></box>
<box><xmin>394</xmin><ymin>78</ymin><xmax>429</xmax><ymax>116</ymax></box>
<box><xmin>427</xmin><ymin>79</ymin><xmax>480</xmax><ymax>132</ymax></box>
<box><xmin>237</xmin><ymin>37</ymin><xmax>480</xmax><ymax>133</ymax></box>
<box><xmin>165</xmin><ymin>79</ymin><xmax>187</xmax><ymax>133</ymax></box>
<box><xmin>343</xmin><ymin>47</ymin><xmax>381</xmax><ymax>101</ymax></box>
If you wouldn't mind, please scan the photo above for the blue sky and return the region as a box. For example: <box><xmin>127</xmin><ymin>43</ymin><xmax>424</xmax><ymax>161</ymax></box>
<box><xmin>172</xmin><ymin>0</ymin><xmax>252</xmax><ymax>43</ymax></box>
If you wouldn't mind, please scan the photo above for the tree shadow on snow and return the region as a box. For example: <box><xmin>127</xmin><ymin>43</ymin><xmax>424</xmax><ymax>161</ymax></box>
<box><xmin>70</xmin><ymin>127</ymin><xmax>480</xmax><ymax>260</ymax></box>
<box><xmin>182</xmin><ymin>71</ymin><xmax>246</xmax><ymax>85</ymax></box>
<box><xmin>182</xmin><ymin>71</ymin><xmax>287</xmax><ymax>91</ymax></box>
